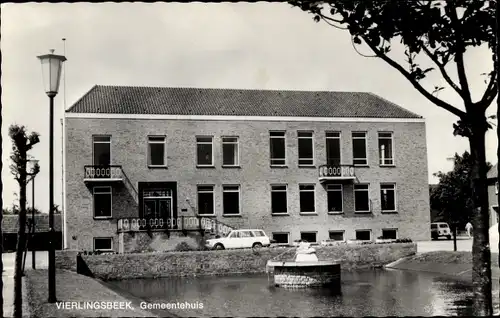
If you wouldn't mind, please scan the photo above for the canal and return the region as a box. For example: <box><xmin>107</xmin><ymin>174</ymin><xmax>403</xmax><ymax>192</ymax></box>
<box><xmin>107</xmin><ymin>269</ymin><xmax>500</xmax><ymax>317</ymax></box>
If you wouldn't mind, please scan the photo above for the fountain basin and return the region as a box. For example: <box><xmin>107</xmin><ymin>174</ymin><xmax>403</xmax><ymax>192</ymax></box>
<box><xmin>267</xmin><ymin>260</ymin><xmax>341</xmax><ymax>289</ymax></box>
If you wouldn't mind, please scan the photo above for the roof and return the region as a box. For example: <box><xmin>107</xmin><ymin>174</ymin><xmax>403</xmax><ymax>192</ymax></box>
<box><xmin>488</xmin><ymin>164</ymin><xmax>498</xmax><ymax>180</ymax></box>
<box><xmin>66</xmin><ymin>85</ymin><xmax>423</xmax><ymax>119</ymax></box>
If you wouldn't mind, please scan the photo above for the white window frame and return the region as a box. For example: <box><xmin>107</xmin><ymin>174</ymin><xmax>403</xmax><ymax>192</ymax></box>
<box><xmin>221</xmin><ymin>136</ymin><xmax>240</xmax><ymax>167</ymax></box>
<box><xmin>272</xmin><ymin>232</ymin><xmax>290</xmax><ymax>245</ymax></box>
<box><xmin>222</xmin><ymin>185</ymin><xmax>241</xmax><ymax>216</ymax></box>
<box><xmin>297</xmin><ymin>131</ymin><xmax>315</xmax><ymax>166</ymax></box>
<box><xmin>147</xmin><ymin>135</ymin><xmax>167</xmax><ymax>167</ymax></box>
<box><xmin>93</xmin><ymin>186</ymin><xmax>112</xmax><ymax>219</ymax></box>
<box><xmin>352</xmin><ymin>131</ymin><xmax>368</xmax><ymax>166</ymax></box>
<box><xmin>299</xmin><ymin>184</ymin><xmax>316</xmax><ymax>214</ymax></box>
<box><xmin>270</xmin><ymin>131</ymin><xmax>287</xmax><ymax>166</ymax></box>
<box><xmin>326</xmin><ymin>184</ymin><xmax>343</xmax><ymax>214</ymax></box>
<box><xmin>380</xmin><ymin>183</ymin><xmax>397</xmax><ymax>212</ymax></box>
<box><xmin>92</xmin><ymin>135</ymin><xmax>112</xmax><ymax>165</ymax></box>
<box><xmin>328</xmin><ymin>230</ymin><xmax>345</xmax><ymax>242</ymax></box>
<box><xmin>93</xmin><ymin>237</ymin><xmax>113</xmax><ymax>252</ymax></box>
<box><xmin>354</xmin><ymin>184</ymin><xmax>371</xmax><ymax>213</ymax></box>
<box><xmin>300</xmin><ymin>231</ymin><xmax>318</xmax><ymax>243</ymax></box>
<box><xmin>378</xmin><ymin>132</ymin><xmax>394</xmax><ymax>166</ymax></box>
<box><xmin>271</xmin><ymin>184</ymin><xmax>288</xmax><ymax>215</ymax></box>
<box><xmin>355</xmin><ymin>229</ymin><xmax>372</xmax><ymax>241</ymax></box>
<box><xmin>197</xmin><ymin>185</ymin><xmax>215</xmax><ymax>216</ymax></box>
<box><xmin>196</xmin><ymin>136</ymin><xmax>214</xmax><ymax>167</ymax></box>
<box><xmin>325</xmin><ymin>131</ymin><xmax>342</xmax><ymax>165</ymax></box>
<box><xmin>381</xmin><ymin>228</ymin><xmax>398</xmax><ymax>240</ymax></box>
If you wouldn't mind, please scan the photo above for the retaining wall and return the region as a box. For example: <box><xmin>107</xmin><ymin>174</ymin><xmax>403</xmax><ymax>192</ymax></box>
<box><xmin>56</xmin><ymin>243</ymin><xmax>416</xmax><ymax>280</ymax></box>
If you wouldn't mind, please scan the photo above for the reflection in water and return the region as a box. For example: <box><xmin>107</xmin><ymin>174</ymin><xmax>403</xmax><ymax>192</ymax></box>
<box><xmin>108</xmin><ymin>269</ymin><xmax>500</xmax><ymax>317</ymax></box>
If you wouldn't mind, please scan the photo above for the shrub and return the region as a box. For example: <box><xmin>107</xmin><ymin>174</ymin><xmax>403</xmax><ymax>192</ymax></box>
<box><xmin>174</xmin><ymin>241</ymin><xmax>194</xmax><ymax>252</ymax></box>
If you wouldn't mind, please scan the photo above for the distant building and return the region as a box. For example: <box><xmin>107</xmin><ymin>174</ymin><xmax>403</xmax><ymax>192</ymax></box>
<box><xmin>1</xmin><ymin>214</ymin><xmax>62</xmax><ymax>252</ymax></box>
<box><xmin>487</xmin><ymin>163</ymin><xmax>498</xmax><ymax>227</ymax></box>
<box><xmin>64</xmin><ymin>85</ymin><xmax>430</xmax><ymax>253</ymax></box>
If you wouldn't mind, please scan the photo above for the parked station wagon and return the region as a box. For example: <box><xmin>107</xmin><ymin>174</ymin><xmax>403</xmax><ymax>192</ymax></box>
<box><xmin>205</xmin><ymin>229</ymin><xmax>271</xmax><ymax>250</ymax></box>
<box><xmin>431</xmin><ymin>222</ymin><xmax>452</xmax><ymax>240</ymax></box>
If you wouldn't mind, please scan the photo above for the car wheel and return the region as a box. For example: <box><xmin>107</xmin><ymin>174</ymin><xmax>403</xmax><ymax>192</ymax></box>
<box><xmin>214</xmin><ymin>243</ymin><xmax>225</xmax><ymax>250</ymax></box>
<box><xmin>447</xmin><ymin>235</ymin><xmax>452</xmax><ymax>240</ymax></box>
<box><xmin>252</xmin><ymin>242</ymin><xmax>263</xmax><ymax>249</ymax></box>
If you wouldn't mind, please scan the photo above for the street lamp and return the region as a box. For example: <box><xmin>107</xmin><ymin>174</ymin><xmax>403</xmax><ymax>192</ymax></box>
<box><xmin>37</xmin><ymin>49</ymin><xmax>66</xmax><ymax>303</ymax></box>
<box><xmin>28</xmin><ymin>159</ymin><xmax>39</xmax><ymax>269</ymax></box>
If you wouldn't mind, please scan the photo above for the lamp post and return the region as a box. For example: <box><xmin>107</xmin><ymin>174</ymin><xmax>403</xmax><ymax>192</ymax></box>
<box><xmin>37</xmin><ymin>49</ymin><xmax>66</xmax><ymax>303</ymax></box>
<box><xmin>28</xmin><ymin>159</ymin><xmax>39</xmax><ymax>269</ymax></box>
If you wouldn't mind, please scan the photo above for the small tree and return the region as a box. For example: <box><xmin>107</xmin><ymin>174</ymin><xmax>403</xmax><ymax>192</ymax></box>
<box><xmin>431</xmin><ymin>152</ymin><xmax>492</xmax><ymax>229</ymax></box>
<box><xmin>9</xmin><ymin>125</ymin><xmax>40</xmax><ymax>318</ymax></box>
<box><xmin>289</xmin><ymin>1</ymin><xmax>497</xmax><ymax>314</ymax></box>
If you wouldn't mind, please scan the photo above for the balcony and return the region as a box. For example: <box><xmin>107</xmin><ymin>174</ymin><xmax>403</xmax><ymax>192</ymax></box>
<box><xmin>318</xmin><ymin>164</ymin><xmax>356</xmax><ymax>183</ymax></box>
<box><xmin>84</xmin><ymin>165</ymin><xmax>123</xmax><ymax>183</ymax></box>
<box><xmin>117</xmin><ymin>216</ymin><xmax>235</xmax><ymax>236</ymax></box>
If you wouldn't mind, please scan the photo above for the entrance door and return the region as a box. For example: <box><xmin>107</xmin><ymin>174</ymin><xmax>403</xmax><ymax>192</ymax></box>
<box><xmin>159</xmin><ymin>199</ymin><xmax>174</xmax><ymax>229</ymax></box>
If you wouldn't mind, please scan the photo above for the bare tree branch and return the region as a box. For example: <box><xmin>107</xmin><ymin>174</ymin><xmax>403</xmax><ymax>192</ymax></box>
<box><xmin>362</xmin><ymin>36</ymin><xmax>466</xmax><ymax>118</ymax></box>
<box><xmin>446</xmin><ymin>0</ymin><xmax>473</xmax><ymax>106</ymax></box>
<box><xmin>476</xmin><ymin>70</ymin><xmax>498</xmax><ymax>109</ymax></box>
<box><xmin>421</xmin><ymin>45</ymin><xmax>464</xmax><ymax>98</ymax></box>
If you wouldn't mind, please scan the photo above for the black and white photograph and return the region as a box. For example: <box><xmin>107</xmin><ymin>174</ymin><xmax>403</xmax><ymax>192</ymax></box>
<box><xmin>0</xmin><ymin>1</ymin><xmax>499</xmax><ymax>317</ymax></box>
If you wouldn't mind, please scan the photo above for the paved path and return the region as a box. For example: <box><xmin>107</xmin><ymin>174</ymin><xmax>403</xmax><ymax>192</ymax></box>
<box><xmin>2</xmin><ymin>251</ymin><xmax>48</xmax><ymax>317</ymax></box>
<box><xmin>417</xmin><ymin>236</ymin><xmax>499</xmax><ymax>253</ymax></box>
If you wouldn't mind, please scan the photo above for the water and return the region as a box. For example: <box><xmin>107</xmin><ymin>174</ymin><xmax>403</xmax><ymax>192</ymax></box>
<box><xmin>108</xmin><ymin>269</ymin><xmax>500</xmax><ymax>317</ymax></box>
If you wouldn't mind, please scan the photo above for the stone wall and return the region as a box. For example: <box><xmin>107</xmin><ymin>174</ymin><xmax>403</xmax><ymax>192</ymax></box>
<box><xmin>56</xmin><ymin>242</ymin><xmax>416</xmax><ymax>280</ymax></box>
<box><xmin>274</xmin><ymin>264</ymin><xmax>341</xmax><ymax>289</ymax></box>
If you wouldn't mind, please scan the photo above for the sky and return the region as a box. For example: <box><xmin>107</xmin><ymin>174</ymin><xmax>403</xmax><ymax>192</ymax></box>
<box><xmin>1</xmin><ymin>2</ymin><xmax>497</xmax><ymax>213</ymax></box>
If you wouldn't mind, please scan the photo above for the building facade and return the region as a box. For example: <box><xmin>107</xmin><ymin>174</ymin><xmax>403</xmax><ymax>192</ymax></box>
<box><xmin>64</xmin><ymin>85</ymin><xmax>430</xmax><ymax>252</ymax></box>
<box><xmin>487</xmin><ymin>164</ymin><xmax>498</xmax><ymax>227</ymax></box>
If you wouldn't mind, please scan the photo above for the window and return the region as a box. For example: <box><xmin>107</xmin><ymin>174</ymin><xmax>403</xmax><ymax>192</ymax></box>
<box><xmin>93</xmin><ymin>186</ymin><xmax>112</xmax><ymax>218</ymax></box>
<box><xmin>300</xmin><ymin>232</ymin><xmax>317</xmax><ymax>243</ymax></box>
<box><xmin>223</xmin><ymin>185</ymin><xmax>240</xmax><ymax>215</ymax></box>
<box><xmin>240</xmin><ymin>230</ymin><xmax>255</xmax><ymax>238</ymax></box>
<box><xmin>271</xmin><ymin>185</ymin><xmax>288</xmax><ymax>214</ymax></box>
<box><xmin>148</xmin><ymin>136</ymin><xmax>166</xmax><ymax>166</ymax></box>
<box><xmin>329</xmin><ymin>231</ymin><xmax>345</xmax><ymax>241</ymax></box>
<box><xmin>229</xmin><ymin>231</ymin><xmax>239</xmax><ymax>238</ymax></box>
<box><xmin>352</xmin><ymin>132</ymin><xmax>367</xmax><ymax>165</ymax></box>
<box><xmin>354</xmin><ymin>184</ymin><xmax>370</xmax><ymax>212</ymax></box>
<box><xmin>270</xmin><ymin>131</ymin><xmax>286</xmax><ymax>166</ymax></box>
<box><xmin>381</xmin><ymin>183</ymin><xmax>397</xmax><ymax>212</ymax></box>
<box><xmin>382</xmin><ymin>229</ymin><xmax>398</xmax><ymax>239</ymax></box>
<box><xmin>272</xmin><ymin>233</ymin><xmax>290</xmax><ymax>245</ymax></box>
<box><xmin>197</xmin><ymin>136</ymin><xmax>213</xmax><ymax>166</ymax></box>
<box><xmin>355</xmin><ymin>230</ymin><xmax>371</xmax><ymax>241</ymax></box>
<box><xmin>197</xmin><ymin>185</ymin><xmax>214</xmax><ymax>215</ymax></box>
<box><xmin>93</xmin><ymin>135</ymin><xmax>111</xmax><ymax>166</ymax></box>
<box><xmin>496</xmin><ymin>181</ymin><xmax>499</xmax><ymax>195</ymax></box>
<box><xmin>253</xmin><ymin>230</ymin><xmax>266</xmax><ymax>237</ymax></box>
<box><xmin>299</xmin><ymin>184</ymin><xmax>316</xmax><ymax>213</ymax></box>
<box><xmin>326</xmin><ymin>132</ymin><xmax>341</xmax><ymax>166</ymax></box>
<box><xmin>298</xmin><ymin>131</ymin><xmax>314</xmax><ymax>166</ymax></box>
<box><xmin>222</xmin><ymin>137</ymin><xmax>239</xmax><ymax>166</ymax></box>
<box><xmin>378</xmin><ymin>132</ymin><xmax>394</xmax><ymax>165</ymax></box>
<box><xmin>327</xmin><ymin>184</ymin><xmax>343</xmax><ymax>213</ymax></box>
<box><xmin>93</xmin><ymin>237</ymin><xmax>113</xmax><ymax>251</ymax></box>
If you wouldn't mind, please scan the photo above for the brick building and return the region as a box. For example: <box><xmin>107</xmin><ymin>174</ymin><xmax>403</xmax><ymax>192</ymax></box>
<box><xmin>487</xmin><ymin>163</ymin><xmax>498</xmax><ymax>227</ymax></box>
<box><xmin>64</xmin><ymin>85</ymin><xmax>430</xmax><ymax>252</ymax></box>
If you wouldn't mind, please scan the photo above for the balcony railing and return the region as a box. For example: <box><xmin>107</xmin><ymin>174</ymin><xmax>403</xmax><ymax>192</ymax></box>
<box><xmin>84</xmin><ymin>165</ymin><xmax>123</xmax><ymax>182</ymax></box>
<box><xmin>318</xmin><ymin>164</ymin><xmax>356</xmax><ymax>183</ymax></box>
<box><xmin>117</xmin><ymin>216</ymin><xmax>234</xmax><ymax>236</ymax></box>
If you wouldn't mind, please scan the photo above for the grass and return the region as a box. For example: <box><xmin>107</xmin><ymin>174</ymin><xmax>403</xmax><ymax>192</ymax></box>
<box><xmin>412</xmin><ymin>251</ymin><xmax>499</xmax><ymax>267</ymax></box>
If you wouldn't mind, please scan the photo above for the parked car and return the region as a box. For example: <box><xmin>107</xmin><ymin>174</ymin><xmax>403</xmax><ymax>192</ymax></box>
<box><xmin>431</xmin><ymin>222</ymin><xmax>452</xmax><ymax>240</ymax></box>
<box><xmin>205</xmin><ymin>229</ymin><xmax>271</xmax><ymax>250</ymax></box>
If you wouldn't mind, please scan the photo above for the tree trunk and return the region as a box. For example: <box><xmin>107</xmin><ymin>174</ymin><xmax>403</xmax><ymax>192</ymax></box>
<box><xmin>13</xmin><ymin>149</ymin><xmax>27</xmax><ymax>318</ymax></box>
<box><xmin>469</xmin><ymin>126</ymin><xmax>493</xmax><ymax>316</ymax></box>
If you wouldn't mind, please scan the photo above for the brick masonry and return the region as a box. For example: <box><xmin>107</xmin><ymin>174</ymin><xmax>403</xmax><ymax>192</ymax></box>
<box><xmin>273</xmin><ymin>264</ymin><xmax>341</xmax><ymax>289</ymax></box>
<box><xmin>65</xmin><ymin>117</ymin><xmax>430</xmax><ymax>251</ymax></box>
<box><xmin>56</xmin><ymin>243</ymin><xmax>416</xmax><ymax>280</ymax></box>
